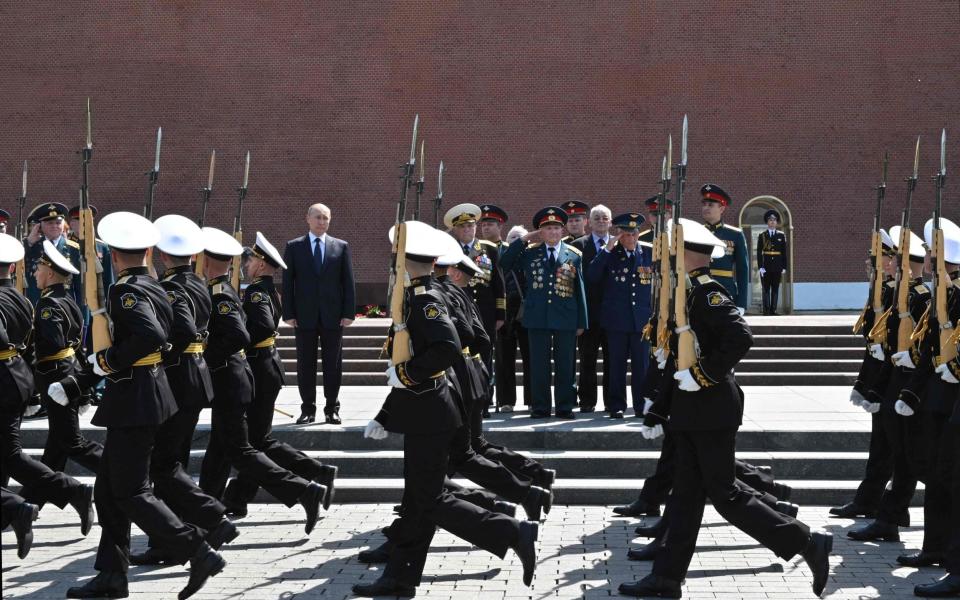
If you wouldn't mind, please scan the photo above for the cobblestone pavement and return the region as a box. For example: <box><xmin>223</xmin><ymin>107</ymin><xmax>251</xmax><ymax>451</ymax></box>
<box><xmin>2</xmin><ymin>504</ymin><xmax>946</xmax><ymax>599</ymax></box>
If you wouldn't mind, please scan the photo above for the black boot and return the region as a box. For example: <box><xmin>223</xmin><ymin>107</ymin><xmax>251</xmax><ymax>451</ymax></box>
<box><xmin>914</xmin><ymin>573</ymin><xmax>960</xmax><ymax>597</ymax></box>
<box><xmin>829</xmin><ymin>502</ymin><xmax>875</xmax><ymax>519</ymax></box>
<box><xmin>635</xmin><ymin>517</ymin><xmax>665</xmax><ymax>538</ymax></box>
<box><xmin>626</xmin><ymin>539</ymin><xmax>660</xmax><ymax>561</ymax></box>
<box><xmin>357</xmin><ymin>540</ymin><xmax>393</xmax><ymax>564</ymax></box>
<box><xmin>493</xmin><ymin>500</ymin><xmax>517</xmax><ymax>518</ymax></box>
<box><xmin>521</xmin><ymin>485</ymin><xmax>551</xmax><ymax>521</ymax></box>
<box><xmin>178</xmin><ymin>543</ymin><xmax>226</xmax><ymax>600</ymax></box>
<box><xmin>775</xmin><ymin>501</ymin><xmax>799</xmax><ymax>518</ymax></box>
<box><xmin>537</xmin><ymin>468</ymin><xmax>556</xmax><ymax>492</ymax></box>
<box><xmin>511</xmin><ymin>521</ymin><xmax>538</xmax><ymax>586</ymax></box>
<box><xmin>205</xmin><ymin>518</ymin><xmax>240</xmax><ymax>550</ymax></box>
<box><xmin>315</xmin><ymin>464</ymin><xmax>338</xmax><ymax>510</ymax></box>
<box><xmin>612</xmin><ymin>497</ymin><xmax>661</xmax><ymax>518</ymax></box>
<box><xmin>800</xmin><ymin>532</ymin><xmax>833</xmax><ymax>597</ymax></box>
<box><xmin>130</xmin><ymin>546</ymin><xmax>176</xmax><ymax>566</ymax></box>
<box><xmin>773</xmin><ymin>482</ymin><xmax>792</xmax><ymax>502</ymax></box>
<box><xmin>222</xmin><ymin>479</ymin><xmax>248</xmax><ymax>519</ymax></box>
<box><xmin>352</xmin><ymin>576</ymin><xmax>416</xmax><ymax>597</ymax></box>
<box><xmin>847</xmin><ymin>520</ymin><xmax>899</xmax><ymax>542</ymax></box>
<box><xmin>618</xmin><ymin>573</ymin><xmax>682</xmax><ymax>598</ymax></box>
<box><xmin>298</xmin><ymin>481</ymin><xmax>328</xmax><ymax>534</ymax></box>
<box><xmin>71</xmin><ymin>483</ymin><xmax>95</xmax><ymax>537</ymax></box>
<box><xmin>896</xmin><ymin>551</ymin><xmax>943</xmax><ymax>568</ymax></box>
<box><xmin>12</xmin><ymin>502</ymin><xmax>38</xmax><ymax>559</ymax></box>
<box><xmin>66</xmin><ymin>571</ymin><xmax>129</xmax><ymax>598</ymax></box>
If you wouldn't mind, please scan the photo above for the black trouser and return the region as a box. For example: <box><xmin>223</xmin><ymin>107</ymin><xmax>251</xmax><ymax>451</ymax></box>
<box><xmin>1</xmin><ymin>487</ymin><xmax>29</xmax><ymax>528</ymax></box>
<box><xmin>37</xmin><ymin>362</ymin><xmax>102</xmax><ymax>475</ymax></box>
<box><xmin>918</xmin><ymin>411</ymin><xmax>956</xmax><ymax>554</ymax></box>
<box><xmin>943</xmin><ymin>422</ymin><xmax>960</xmax><ymax>575</ymax></box>
<box><xmin>577</xmin><ymin>326</ymin><xmax>608</xmax><ymax>410</ymax></box>
<box><xmin>443</xmin><ymin>478</ymin><xmax>501</xmax><ymax>511</ymax></box>
<box><xmin>449</xmin><ymin>424</ymin><xmax>531</xmax><ymax>504</ymax></box>
<box><xmin>231</xmin><ymin>354</ymin><xmax>325</xmax><ymax>505</ymax></box>
<box><xmin>652</xmin><ymin>428</ymin><xmax>811</xmax><ymax>582</ymax></box>
<box><xmin>496</xmin><ymin>318</ymin><xmax>530</xmax><ymax>407</ymax></box>
<box><xmin>760</xmin><ymin>270</ymin><xmax>782</xmax><ymax>314</ymax></box>
<box><xmin>876</xmin><ymin>384</ymin><xmax>920</xmax><ymax>526</ymax></box>
<box><xmin>851</xmin><ymin>409</ymin><xmax>893</xmax><ymax>509</ymax></box>
<box><xmin>294</xmin><ymin>326</ymin><xmax>343</xmax><ymax>417</ymax></box>
<box><xmin>2</xmin><ymin>411</ymin><xmax>81</xmax><ymax>509</ymax></box>
<box><xmin>94</xmin><ymin>426</ymin><xmax>203</xmax><ymax>573</ymax></box>
<box><xmin>384</xmin><ymin>429</ymin><xmax>518</xmax><ymax>587</ymax></box>
<box><xmin>479</xmin><ymin>316</ymin><xmax>497</xmax><ymax>410</ymax></box>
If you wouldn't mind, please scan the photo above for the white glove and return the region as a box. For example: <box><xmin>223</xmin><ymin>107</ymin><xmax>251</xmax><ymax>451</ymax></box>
<box><xmin>863</xmin><ymin>401</ymin><xmax>881</xmax><ymax>413</ymax></box>
<box><xmin>759</xmin><ymin>268</ymin><xmax>766</xmax><ymax>276</ymax></box>
<box><xmin>849</xmin><ymin>389</ymin><xmax>867</xmax><ymax>408</ymax></box>
<box><xmin>936</xmin><ymin>363</ymin><xmax>959</xmax><ymax>384</ymax></box>
<box><xmin>892</xmin><ymin>351</ymin><xmax>916</xmax><ymax>369</ymax></box>
<box><xmin>894</xmin><ymin>400</ymin><xmax>915</xmax><ymax>416</ymax></box>
<box><xmin>642</xmin><ymin>397</ymin><xmax>654</xmax><ymax>416</ymax></box>
<box><xmin>47</xmin><ymin>383</ymin><xmax>69</xmax><ymax>407</ymax></box>
<box><xmin>78</xmin><ymin>403</ymin><xmax>90</xmax><ymax>416</ymax></box>
<box><xmin>364</xmin><ymin>419</ymin><xmax>388</xmax><ymax>440</ymax></box>
<box><xmin>674</xmin><ymin>369</ymin><xmax>701</xmax><ymax>392</ymax></box>
<box><xmin>869</xmin><ymin>344</ymin><xmax>885</xmax><ymax>362</ymax></box>
<box><xmin>23</xmin><ymin>403</ymin><xmax>41</xmax><ymax>417</ymax></box>
<box><xmin>736</xmin><ymin>307</ymin><xmax>746</xmax><ymax>316</ymax></box>
<box><xmin>654</xmin><ymin>347</ymin><xmax>666</xmax><ymax>363</ymax></box>
<box><xmin>88</xmin><ymin>353</ymin><xmax>107</xmax><ymax>377</ymax></box>
<box><xmin>385</xmin><ymin>365</ymin><xmax>404</xmax><ymax>388</ymax></box>
<box><xmin>640</xmin><ymin>424</ymin><xmax>664</xmax><ymax>440</ymax></box>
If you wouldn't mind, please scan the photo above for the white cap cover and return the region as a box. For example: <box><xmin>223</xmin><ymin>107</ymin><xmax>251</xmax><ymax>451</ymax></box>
<box><xmin>42</xmin><ymin>239</ymin><xmax>80</xmax><ymax>275</ymax></box>
<box><xmin>0</xmin><ymin>232</ymin><xmax>25</xmax><ymax>263</ymax></box>
<box><xmin>667</xmin><ymin>218</ymin><xmax>726</xmax><ymax>259</ymax></box>
<box><xmin>888</xmin><ymin>225</ymin><xmax>925</xmax><ymax>259</ymax></box>
<box><xmin>435</xmin><ymin>231</ymin><xmax>483</xmax><ymax>275</ymax></box>
<box><xmin>924</xmin><ymin>218</ymin><xmax>960</xmax><ymax>264</ymax></box>
<box><xmin>154</xmin><ymin>214</ymin><xmax>205</xmax><ymax>257</ymax></box>
<box><xmin>202</xmin><ymin>226</ymin><xmax>244</xmax><ymax>257</ymax></box>
<box><xmin>879</xmin><ymin>228</ymin><xmax>895</xmax><ymax>251</ymax></box>
<box><xmin>252</xmin><ymin>231</ymin><xmax>287</xmax><ymax>269</ymax></box>
<box><xmin>98</xmin><ymin>211</ymin><xmax>160</xmax><ymax>250</ymax></box>
<box><xmin>388</xmin><ymin>221</ymin><xmax>448</xmax><ymax>259</ymax></box>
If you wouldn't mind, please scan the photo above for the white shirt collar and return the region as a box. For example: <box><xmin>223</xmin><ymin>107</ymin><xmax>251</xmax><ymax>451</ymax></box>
<box><xmin>591</xmin><ymin>232</ymin><xmax>608</xmax><ymax>245</ymax></box>
<box><xmin>309</xmin><ymin>231</ymin><xmax>326</xmax><ymax>245</ymax></box>
<box><xmin>545</xmin><ymin>242</ymin><xmax>561</xmax><ymax>253</ymax></box>
<box><xmin>768</xmin><ymin>229</ymin><xmax>777</xmax><ymax>236</ymax></box>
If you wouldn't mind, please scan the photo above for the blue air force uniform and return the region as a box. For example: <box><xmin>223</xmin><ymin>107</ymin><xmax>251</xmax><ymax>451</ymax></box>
<box><xmin>23</xmin><ymin>203</ymin><xmax>81</xmax><ymax>306</ymax></box>
<box><xmin>586</xmin><ymin>214</ymin><xmax>653</xmax><ymax>414</ymax></box>
<box><xmin>500</xmin><ymin>206</ymin><xmax>588</xmax><ymax>417</ymax></box>
<box><xmin>701</xmin><ymin>185</ymin><xmax>749</xmax><ymax>311</ymax></box>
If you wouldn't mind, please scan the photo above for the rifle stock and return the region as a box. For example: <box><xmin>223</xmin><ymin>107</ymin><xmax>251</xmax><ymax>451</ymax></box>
<box><xmin>671</xmin><ymin>222</ymin><xmax>695</xmax><ymax>370</ymax></box>
<box><xmin>935</xmin><ymin>228</ymin><xmax>958</xmax><ymax>365</ymax></box>
<box><xmin>389</xmin><ymin>223</ymin><xmax>412</xmax><ymax>364</ymax></box>
<box><xmin>80</xmin><ymin>207</ymin><xmax>111</xmax><ymax>352</ymax></box>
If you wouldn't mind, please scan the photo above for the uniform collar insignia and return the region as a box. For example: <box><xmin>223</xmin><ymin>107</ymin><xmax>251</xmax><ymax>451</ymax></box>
<box><xmin>207</xmin><ymin>274</ymin><xmax>229</xmax><ymax>287</ymax></box>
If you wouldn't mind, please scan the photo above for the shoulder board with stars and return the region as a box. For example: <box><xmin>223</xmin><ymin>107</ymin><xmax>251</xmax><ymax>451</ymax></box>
<box><xmin>65</xmin><ymin>238</ymin><xmax>80</xmax><ymax>249</ymax></box>
<box><xmin>477</xmin><ymin>240</ymin><xmax>496</xmax><ymax>248</ymax></box>
<box><xmin>565</xmin><ymin>245</ymin><xmax>582</xmax><ymax>256</ymax></box>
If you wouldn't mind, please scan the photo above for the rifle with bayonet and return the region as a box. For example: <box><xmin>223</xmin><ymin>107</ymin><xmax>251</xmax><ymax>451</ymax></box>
<box><xmin>932</xmin><ymin>130</ymin><xmax>957</xmax><ymax>366</ymax></box>
<box><xmin>143</xmin><ymin>127</ymin><xmax>162</xmax><ymax>220</ymax></box>
<box><xmin>194</xmin><ymin>150</ymin><xmax>216</xmax><ymax>276</ymax></box>
<box><xmin>385</xmin><ymin>114</ymin><xmax>419</xmax><ymax>364</ymax></box>
<box><xmin>643</xmin><ymin>145</ymin><xmax>672</xmax><ymax>356</ymax></box>
<box><xmin>433</xmin><ymin>161</ymin><xmax>444</xmax><ymax>228</ymax></box>
<box><xmin>855</xmin><ymin>152</ymin><xmax>889</xmax><ymax>338</ymax></box>
<box><xmin>668</xmin><ymin>115</ymin><xmax>696</xmax><ymax>371</ymax></box>
<box><xmin>14</xmin><ymin>161</ymin><xmax>27</xmax><ymax>294</ymax></box>
<box><xmin>78</xmin><ymin>99</ymin><xmax>112</xmax><ymax>352</ymax></box>
<box><xmin>413</xmin><ymin>141</ymin><xmax>425</xmax><ymax>221</ymax></box>
<box><xmin>894</xmin><ymin>138</ymin><xmax>921</xmax><ymax>353</ymax></box>
<box><xmin>230</xmin><ymin>151</ymin><xmax>250</xmax><ymax>290</ymax></box>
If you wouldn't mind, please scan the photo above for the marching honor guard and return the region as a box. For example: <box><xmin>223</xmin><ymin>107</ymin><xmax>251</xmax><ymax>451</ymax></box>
<box><xmin>222</xmin><ymin>232</ymin><xmax>339</xmax><ymax>515</ymax></box>
<box><xmin>67</xmin><ymin>212</ymin><xmax>224</xmax><ymax>600</ymax></box>
<box><xmin>500</xmin><ymin>207</ymin><xmax>588</xmax><ymax>419</ymax></box>
<box><xmin>700</xmin><ymin>185</ymin><xmax>750</xmax><ymax>313</ymax></box>
<box><xmin>756</xmin><ymin>209</ymin><xmax>787</xmax><ymax>314</ymax></box>
<box><xmin>196</xmin><ymin>227</ymin><xmax>329</xmax><ymax>528</ymax></box>
<box><xmin>23</xmin><ymin>202</ymin><xmax>81</xmax><ymax>306</ymax></box>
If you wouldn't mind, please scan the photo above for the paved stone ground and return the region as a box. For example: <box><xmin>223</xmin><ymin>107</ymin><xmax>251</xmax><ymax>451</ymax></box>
<box><xmin>2</xmin><ymin>503</ymin><xmax>946</xmax><ymax>599</ymax></box>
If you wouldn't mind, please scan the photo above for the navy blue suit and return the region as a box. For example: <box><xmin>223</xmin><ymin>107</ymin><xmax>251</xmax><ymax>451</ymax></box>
<box><xmin>282</xmin><ymin>233</ymin><xmax>356</xmax><ymax>416</ymax></box>
<box><xmin>586</xmin><ymin>244</ymin><xmax>652</xmax><ymax>413</ymax></box>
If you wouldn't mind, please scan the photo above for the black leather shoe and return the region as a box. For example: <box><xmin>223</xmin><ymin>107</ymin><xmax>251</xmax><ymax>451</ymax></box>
<box><xmin>914</xmin><ymin>573</ymin><xmax>960</xmax><ymax>597</ymax></box>
<box><xmin>896</xmin><ymin>551</ymin><xmax>943</xmax><ymax>568</ymax></box>
<box><xmin>775</xmin><ymin>501</ymin><xmax>799</xmax><ymax>518</ymax></box>
<box><xmin>609</xmin><ymin>410</ymin><xmax>624</xmax><ymax>419</ymax></box>
<box><xmin>847</xmin><ymin>520</ymin><xmax>899</xmax><ymax>542</ymax></box>
<box><xmin>618</xmin><ymin>573</ymin><xmax>682</xmax><ymax>598</ymax></box>
<box><xmin>773</xmin><ymin>482</ymin><xmax>793</xmax><ymax>502</ymax></box>
<box><xmin>613</xmin><ymin>497</ymin><xmax>661</xmax><ymax>518</ymax></box>
<box><xmin>579</xmin><ymin>405</ymin><xmax>595</xmax><ymax>413</ymax></box>
<box><xmin>482</xmin><ymin>408</ymin><xmax>491</xmax><ymax>418</ymax></box>
<box><xmin>493</xmin><ymin>500</ymin><xmax>517</xmax><ymax>518</ymax></box>
<box><xmin>316</xmin><ymin>464</ymin><xmax>338</xmax><ymax>510</ymax></box>
<box><xmin>205</xmin><ymin>518</ymin><xmax>239</xmax><ymax>550</ymax></box>
<box><xmin>357</xmin><ymin>540</ymin><xmax>393</xmax><ymax>563</ymax></box>
<box><xmin>178</xmin><ymin>544</ymin><xmax>226</xmax><ymax>600</ymax></box>
<box><xmin>537</xmin><ymin>468</ymin><xmax>556</xmax><ymax>491</ymax></box>
<box><xmin>512</xmin><ymin>521</ymin><xmax>538</xmax><ymax>586</ymax></box>
<box><xmin>829</xmin><ymin>502</ymin><xmax>875</xmax><ymax>519</ymax></box>
<box><xmin>299</xmin><ymin>482</ymin><xmax>328</xmax><ymax>534</ymax></box>
<box><xmin>130</xmin><ymin>547</ymin><xmax>176</xmax><ymax>566</ymax></box>
<box><xmin>13</xmin><ymin>502</ymin><xmax>38</xmax><ymax>559</ymax></box>
<box><xmin>352</xmin><ymin>576</ymin><xmax>416</xmax><ymax>597</ymax></box>
<box><xmin>801</xmin><ymin>532</ymin><xmax>833</xmax><ymax>597</ymax></box>
<box><xmin>66</xmin><ymin>571</ymin><xmax>129</xmax><ymax>598</ymax></box>
<box><xmin>296</xmin><ymin>413</ymin><xmax>315</xmax><ymax>424</ymax></box>
<box><xmin>324</xmin><ymin>411</ymin><xmax>341</xmax><ymax>425</ymax></box>
<box><xmin>530</xmin><ymin>410</ymin><xmax>551</xmax><ymax>419</ymax></box>
<box><xmin>521</xmin><ymin>485</ymin><xmax>551</xmax><ymax>521</ymax></box>
<box><xmin>626</xmin><ymin>539</ymin><xmax>660</xmax><ymax>561</ymax></box>
<box><xmin>71</xmin><ymin>483</ymin><xmax>95</xmax><ymax>537</ymax></box>
<box><xmin>556</xmin><ymin>410</ymin><xmax>576</xmax><ymax>420</ymax></box>
<box><xmin>635</xmin><ymin>518</ymin><xmax>665</xmax><ymax>538</ymax></box>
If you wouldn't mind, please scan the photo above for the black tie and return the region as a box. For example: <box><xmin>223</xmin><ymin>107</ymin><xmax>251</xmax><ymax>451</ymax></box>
<box><xmin>314</xmin><ymin>237</ymin><xmax>324</xmax><ymax>271</ymax></box>
<box><xmin>597</xmin><ymin>238</ymin><xmax>604</xmax><ymax>252</ymax></box>
<box><xmin>462</xmin><ymin>244</ymin><xmax>470</xmax><ymax>255</ymax></box>
<box><xmin>548</xmin><ymin>247</ymin><xmax>556</xmax><ymax>269</ymax></box>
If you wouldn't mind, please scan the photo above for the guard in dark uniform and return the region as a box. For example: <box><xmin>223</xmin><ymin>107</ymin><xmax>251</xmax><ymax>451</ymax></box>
<box><xmin>196</xmin><ymin>226</ymin><xmax>327</xmax><ymax>530</ymax></box>
<box><xmin>67</xmin><ymin>212</ymin><xmax>224</xmax><ymax>600</ymax></box>
<box><xmin>0</xmin><ymin>233</ymin><xmax>94</xmax><ymax>539</ymax></box>
<box><xmin>700</xmin><ymin>185</ymin><xmax>749</xmax><ymax>313</ymax></box>
<box><xmin>353</xmin><ymin>221</ymin><xmax>536</xmax><ymax>597</ymax></box>
<box><xmin>128</xmin><ymin>214</ymin><xmax>237</xmax><ymax>567</ymax></box>
<box><xmin>586</xmin><ymin>213</ymin><xmax>652</xmax><ymax>418</ymax></box>
<box><xmin>756</xmin><ymin>209</ymin><xmax>788</xmax><ymax>314</ymax></box>
<box><xmin>561</xmin><ymin>199</ymin><xmax>590</xmax><ymax>242</ymax></box>
<box><xmin>445</xmin><ymin>204</ymin><xmax>506</xmax><ymax>416</ymax></box>
<box><xmin>223</xmin><ymin>232</ymin><xmax>338</xmax><ymax>515</ymax></box>
<box><xmin>30</xmin><ymin>240</ymin><xmax>102</xmax><ymax>476</ymax></box>
<box><xmin>619</xmin><ymin>219</ymin><xmax>831</xmax><ymax>599</ymax></box>
<box><xmin>22</xmin><ymin>203</ymin><xmax>81</xmax><ymax>306</ymax></box>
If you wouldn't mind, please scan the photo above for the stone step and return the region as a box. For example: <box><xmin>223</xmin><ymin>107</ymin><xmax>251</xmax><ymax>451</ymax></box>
<box><xmin>745</xmin><ymin>347</ymin><xmax>864</xmax><ymax>360</ymax></box>
<box><xmin>750</xmin><ymin>334</ymin><xmax>861</xmax><ymax>348</ymax></box>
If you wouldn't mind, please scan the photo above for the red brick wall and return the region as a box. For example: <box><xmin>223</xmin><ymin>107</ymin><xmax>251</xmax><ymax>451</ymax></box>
<box><xmin>1</xmin><ymin>2</ymin><xmax>958</xmax><ymax>303</ymax></box>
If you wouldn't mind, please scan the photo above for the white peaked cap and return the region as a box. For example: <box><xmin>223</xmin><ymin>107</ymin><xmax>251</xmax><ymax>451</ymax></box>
<box><xmin>924</xmin><ymin>218</ymin><xmax>960</xmax><ymax>264</ymax></box>
<box><xmin>435</xmin><ymin>231</ymin><xmax>483</xmax><ymax>275</ymax></box>
<box><xmin>98</xmin><ymin>211</ymin><xmax>160</xmax><ymax>250</ymax></box>
<box><xmin>888</xmin><ymin>225</ymin><xmax>925</xmax><ymax>259</ymax></box>
<box><xmin>252</xmin><ymin>231</ymin><xmax>288</xmax><ymax>269</ymax></box>
<box><xmin>0</xmin><ymin>233</ymin><xmax>25</xmax><ymax>263</ymax></box>
<box><xmin>201</xmin><ymin>226</ymin><xmax>244</xmax><ymax>257</ymax></box>
<box><xmin>666</xmin><ymin>218</ymin><xmax>726</xmax><ymax>259</ymax></box>
<box><xmin>42</xmin><ymin>240</ymin><xmax>80</xmax><ymax>275</ymax></box>
<box><xmin>879</xmin><ymin>228</ymin><xmax>895</xmax><ymax>250</ymax></box>
<box><xmin>443</xmin><ymin>203</ymin><xmax>482</xmax><ymax>229</ymax></box>
<box><xmin>388</xmin><ymin>221</ymin><xmax>448</xmax><ymax>259</ymax></box>
<box><xmin>154</xmin><ymin>214</ymin><xmax>205</xmax><ymax>256</ymax></box>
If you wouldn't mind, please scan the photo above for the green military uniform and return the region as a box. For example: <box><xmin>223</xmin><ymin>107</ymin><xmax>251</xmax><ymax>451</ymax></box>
<box><xmin>701</xmin><ymin>185</ymin><xmax>749</xmax><ymax>311</ymax></box>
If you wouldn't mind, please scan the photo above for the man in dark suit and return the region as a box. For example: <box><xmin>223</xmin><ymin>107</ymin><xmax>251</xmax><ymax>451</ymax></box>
<box><xmin>571</xmin><ymin>204</ymin><xmax>612</xmax><ymax>413</ymax></box>
<box><xmin>282</xmin><ymin>203</ymin><xmax>356</xmax><ymax>425</ymax></box>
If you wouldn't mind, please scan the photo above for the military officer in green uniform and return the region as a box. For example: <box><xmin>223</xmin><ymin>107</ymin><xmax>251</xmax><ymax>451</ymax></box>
<box><xmin>500</xmin><ymin>206</ymin><xmax>588</xmax><ymax>419</ymax></box>
<box><xmin>700</xmin><ymin>184</ymin><xmax>749</xmax><ymax>313</ymax></box>
<box><xmin>561</xmin><ymin>199</ymin><xmax>589</xmax><ymax>243</ymax></box>
<box><xmin>479</xmin><ymin>204</ymin><xmax>509</xmax><ymax>254</ymax></box>
<box><xmin>23</xmin><ymin>203</ymin><xmax>81</xmax><ymax>306</ymax></box>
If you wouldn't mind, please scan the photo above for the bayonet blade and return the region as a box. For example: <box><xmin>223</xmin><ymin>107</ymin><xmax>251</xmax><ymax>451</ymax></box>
<box><xmin>667</xmin><ymin>134</ymin><xmax>672</xmax><ymax>173</ymax></box>
<box><xmin>680</xmin><ymin>114</ymin><xmax>688</xmax><ymax>166</ymax></box>
<box><xmin>242</xmin><ymin>151</ymin><xmax>250</xmax><ymax>189</ymax></box>
<box><xmin>85</xmin><ymin>98</ymin><xmax>92</xmax><ymax>149</ymax></box>
<box><xmin>941</xmin><ymin>129</ymin><xmax>947</xmax><ymax>175</ymax></box>
<box><xmin>661</xmin><ymin>155</ymin><xmax>667</xmax><ymax>182</ymax></box>
<box><xmin>419</xmin><ymin>140</ymin><xmax>425</xmax><ymax>182</ymax></box>
<box><xmin>437</xmin><ymin>161</ymin><xmax>445</xmax><ymax>198</ymax></box>
<box><xmin>207</xmin><ymin>150</ymin><xmax>216</xmax><ymax>190</ymax></box>
<box><xmin>154</xmin><ymin>127</ymin><xmax>162</xmax><ymax>172</ymax></box>
<box><xmin>409</xmin><ymin>114</ymin><xmax>419</xmax><ymax>165</ymax></box>
<box><xmin>912</xmin><ymin>136</ymin><xmax>920</xmax><ymax>180</ymax></box>
<box><xmin>21</xmin><ymin>160</ymin><xmax>27</xmax><ymax>198</ymax></box>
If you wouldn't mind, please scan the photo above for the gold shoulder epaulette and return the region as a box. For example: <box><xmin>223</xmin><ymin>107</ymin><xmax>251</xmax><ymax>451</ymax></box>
<box><xmin>722</xmin><ymin>223</ymin><xmax>742</xmax><ymax>232</ymax></box>
<box><xmin>211</xmin><ymin>283</ymin><xmax>225</xmax><ymax>296</ymax></box>
<box><xmin>915</xmin><ymin>284</ymin><xmax>931</xmax><ymax>294</ymax></box>
<box><xmin>886</xmin><ymin>280</ymin><xmax>896</xmax><ymax>288</ymax></box>
<box><xmin>566</xmin><ymin>245</ymin><xmax>582</xmax><ymax>256</ymax></box>
<box><xmin>116</xmin><ymin>275</ymin><xmax>133</xmax><ymax>285</ymax></box>
<box><xmin>697</xmin><ymin>274</ymin><xmax>713</xmax><ymax>284</ymax></box>
<box><xmin>65</xmin><ymin>239</ymin><xmax>80</xmax><ymax>249</ymax></box>
<box><xmin>413</xmin><ymin>286</ymin><xmax>427</xmax><ymax>295</ymax></box>
<box><xmin>527</xmin><ymin>242</ymin><xmax>543</xmax><ymax>249</ymax></box>
<box><xmin>478</xmin><ymin>239</ymin><xmax>496</xmax><ymax>248</ymax></box>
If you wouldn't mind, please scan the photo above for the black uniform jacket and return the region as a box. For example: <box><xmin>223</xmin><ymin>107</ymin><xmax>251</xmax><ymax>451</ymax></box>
<box><xmin>870</xmin><ymin>277</ymin><xmax>930</xmax><ymax>405</ymax></box>
<box><xmin>33</xmin><ymin>283</ymin><xmax>85</xmax><ymax>400</ymax></box>
<box><xmin>756</xmin><ymin>229</ymin><xmax>788</xmax><ymax>273</ymax></box>
<box><xmin>902</xmin><ymin>272</ymin><xmax>960</xmax><ymax>414</ymax></box>
<box><xmin>375</xmin><ymin>275</ymin><xmax>463</xmax><ymax>435</ymax></box>
<box><xmin>243</xmin><ymin>275</ymin><xmax>284</xmax><ymax>386</ymax></box>
<box><xmin>204</xmin><ymin>274</ymin><xmax>252</xmax><ymax>405</ymax></box>
<box><xmin>0</xmin><ymin>279</ymin><xmax>35</xmax><ymax>409</ymax></box>
<box><xmin>161</xmin><ymin>265</ymin><xmax>214</xmax><ymax>408</ymax></box>
<box><xmin>436</xmin><ymin>276</ymin><xmax>489</xmax><ymax>412</ymax></box>
<box><xmin>464</xmin><ymin>239</ymin><xmax>506</xmax><ymax>332</ymax></box>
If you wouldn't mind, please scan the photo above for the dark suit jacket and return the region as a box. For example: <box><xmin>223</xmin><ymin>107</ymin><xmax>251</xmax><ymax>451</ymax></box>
<box><xmin>281</xmin><ymin>234</ymin><xmax>356</xmax><ymax>330</ymax></box>
<box><xmin>572</xmin><ymin>234</ymin><xmax>607</xmax><ymax>327</ymax></box>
